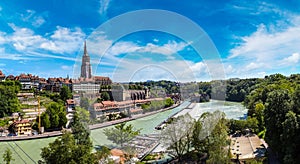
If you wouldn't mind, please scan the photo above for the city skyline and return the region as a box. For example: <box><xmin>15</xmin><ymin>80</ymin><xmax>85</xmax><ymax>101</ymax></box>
<box><xmin>0</xmin><ymin>0</ymin><xmax>300</xmax><ymax>82</ymax></box>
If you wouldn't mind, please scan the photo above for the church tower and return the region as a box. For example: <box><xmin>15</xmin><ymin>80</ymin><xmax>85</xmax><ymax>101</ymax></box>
<box><xmin>80</xmin><ymin>41</ymin><xmax>92</xmax><ymax>79</ymax></box>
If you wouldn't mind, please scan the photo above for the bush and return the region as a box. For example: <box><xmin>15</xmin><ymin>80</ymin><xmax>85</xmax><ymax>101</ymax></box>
<box><xmin>165</xmin><ymin>98</ymin><xmax>174</xmax><ymax>108</ymax></box>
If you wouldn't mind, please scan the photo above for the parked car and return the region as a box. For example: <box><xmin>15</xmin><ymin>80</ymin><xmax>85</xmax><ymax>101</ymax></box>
<box><xmin>7</xmin><ymin>133</ymin><xmax>17</xmax><ymax>137</ymax></box>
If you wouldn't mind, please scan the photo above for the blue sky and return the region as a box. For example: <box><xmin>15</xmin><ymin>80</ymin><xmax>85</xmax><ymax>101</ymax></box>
<box><xmin>0</xmin><ymin>0</ymin><xmax>300</xmax><ymax>82</ymax></box>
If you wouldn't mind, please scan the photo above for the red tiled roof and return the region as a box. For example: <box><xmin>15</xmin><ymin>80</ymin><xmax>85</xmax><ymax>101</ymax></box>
<box><xmin>130</xmin><ymin>108</ymin><xmax>143</xmax><ymax>113</ymax></box>
<box><xmin>94</xmin><ymin>76</ymin><xmax>111</xmax><ymax>81</ymax></box>
<box><xmin>0</xmin><ymin>70</ymin><xmax>5</xmax><ymax>77</ymax></box>
<box><xmin>6</xmin><ymin>75</ymin><xmax>15</xmax><ymax>80</ymax></box>
<box><xmin>14</xmin><ymin>119</ymin><xmax>30</xmax><ymax>124</ymax></box>
<box><xmin>66</xmin><ymin>99</ymin><xmax>75</xmax><ymax>105</ymax></box>
<box><xmin>110</xmin><ymin>149</ymin><xmax>124</xmax><ymax>156</ymax></box>
<box><xmin>94</xmin><ymin>101</ymin><xmax>117</xmax><ymax>108</ymax></box>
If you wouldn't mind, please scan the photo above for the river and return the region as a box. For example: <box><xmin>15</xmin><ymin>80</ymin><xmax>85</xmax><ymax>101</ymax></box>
<box><xmin>0</xmin><ymin>100</ymin><xmax>247</xmax><ymax>163</ymax></box>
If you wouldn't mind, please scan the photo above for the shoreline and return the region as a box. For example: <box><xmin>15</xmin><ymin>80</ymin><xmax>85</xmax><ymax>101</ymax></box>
<box><xmin>0</xmin><ymin>103</ymin><xmax>182</xmax><ymax>141</ymax></box>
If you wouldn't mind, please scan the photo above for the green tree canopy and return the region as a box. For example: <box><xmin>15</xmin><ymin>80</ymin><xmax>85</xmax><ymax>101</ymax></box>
<box><xmin>265</xmin><ymin>89</ymin><xmax>291</xmax><ymax>157</ymax></box>
<box><xmin>75</xmin><ymin>107</ymin><xmax>90</xmax><ymax>123</ymax></box>
<box><xmin>60</xmin><ymin>85</ymin><xmax>72</xmax><ymax>102</ymax></box>
<box><xmin>104</xmin><ymin>122</ymin><xmax>141</xmax><ymax>147</ymax></box>
<box><xmin>41</xmin><ymin>102</ymin><xmax>67</xmax><ymax>130</ymax></box>
<box><xmin>100</xmin><ymin>92</ymin><xmax>110</xmax><ymax>101</ymax></box>
<box><xmin>71</xmin><ymin>112</ymin><xmax>92</xmax><ymax>146</ymax></box>
<box><xmin>95</xmin><ymin>146</ymin><xmax>113</xmax><ymax>164</ymax></box>
<box><xmin>41</xmin><ymin>131</ymin><xmax>96</xmax><ymax>164</ymax></box>
<box><xmin>206</xmin><ymin>114</ymin><xmax>230</xmax><ymax>164</ymax></box>
<box><xmin>41</xmin><ymin>113</ymin><xmax>51</xmax><ymax>129</ymax></box>
<box><xmin>2</xmin><ymin>148</ymin><xmax>14</xmax><ymax>164</ymax></box>
<box><xmin>165</xmin><ymin>97</ymin><xmax>174</xmax><ymax>108</ymax></box>
<box><xmin>161</xmin><ymin>114</ymin><xmax>195</xmax><ymax>161</ymax></box>
<box><xmin>80</xmin><ymin>97</ymin><xmax>89</xmax><ymax>110</ymax></box>
<box><xmin>0</xmin><ymin>81</ymin><xmax>21</xmax><ymax>117</ymax></box>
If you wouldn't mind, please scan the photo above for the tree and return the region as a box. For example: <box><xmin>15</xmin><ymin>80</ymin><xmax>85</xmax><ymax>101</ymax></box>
<box><xmin>160</xmin><ymin>114</ymin><xmax>194</xmax><ymax>161</ymax></box>
<box><xmin>58</xmin><ymin>111</ymin><xmax>67</xmax><ymax>128</ymax></box>
<box><xmin>254</xmin><ymin>103</ymin><xmax>265</xmax><ymax>132</ymax></box>
<box><xmin>41</xmin><ymin>113</ymin><xmax>51</xmax><ymax>129</ymax></box>
<box><xmin>75</xmin><ymin>107</ymin><xmax>90</xmax><ymax>123</ymax></box>
<box><xmin>0</xmin><ymin>81</ymin><xmax>21</xmax><ymax>118</ymax></box>
<box><xmin>292</xmin><ymin>85</ymin><xmax>300</xmax><ymax>114</ymax></box>
<box><xmin>206</xmin><ymin>112</ymin><xmax>230</xmax><ymax>164</ymax></box>
<box><xmin>104</xmin><ymin>122</ymin><xmax>141</xmax><ymax>147</ymax></box>
<box><xmin>281</xmin><ymin>111</ymin><xmax>299</xmax><ymax>164</ymax></box>
<box><xmin>80</xmin><ymin>97</ymin><xmax>89</xmax><ymax>110</ymax></box>
<box><xmin>264</xmin><ymin>89</ymin><xmax>291</xmax><ymax>159</ymax></box>
<box><xmin>41</xmin><ymin>131</ymin><xmax>76</xmax><ymax>163</ymax></box>
<box><xmin>192</xmin><ymin>119</ymin><xmax>204</xmax><ymax>152</ymax></box>
<box><xmin>41</xmin><ymin>131</ymin><xmax>96</xmax><ymax>164</ymax></box>
<box><xmin>51</xmin><ymin>114</ymin><xmax>59</xmax><ymax>129</ymax></box>
<box><xmin>165</xmin><ymin>97</ymin><xmax>174</xmax><ymax>107</ymax></box>
<box><xmin>95</xmin><ymin>146</ymin><xmax>113</xmax><ymax>164</ymax></box>
<box><xmin>101</xmin><ymin>92</ymin><xmax>110</xmax><ymax>101</ymax></box>
<box><xmin>60</xmin><ymin>85</ymin><xmax>72</xmax><ymax>102</ymax></box>
<box><xmin>71</xmin><ymin>112</ymin><xmax>92</xmax><ymax>146</ymax></box>
<box><xmin>192</xmin><ymin>113</ymin><xmax>214</xmax><ymax>155</ymax></box>
<box><xmin>246</xmin><ymin>117</ymin><xmax>259</xmax><ymax>133</ymax></box>
<box><xmin>2</xmin><ymin>148</ymin><xmax>14</xmax><ymax>164</ymax></box>
<box><xmin>42</xmin><ymin>102</ymin><xmax>67</xmax><ymax>130</ymax></box>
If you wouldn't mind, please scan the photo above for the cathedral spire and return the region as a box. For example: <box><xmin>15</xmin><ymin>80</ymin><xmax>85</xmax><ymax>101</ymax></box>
<box><xmin>84</xmin><ymin>40</ymin><xmax>88</xmax><ymax>56</ymax></box>
<box><xmin>81</xmin><ymin>40</ymin><xmax>92</xmax><ymax>79</ymax></box>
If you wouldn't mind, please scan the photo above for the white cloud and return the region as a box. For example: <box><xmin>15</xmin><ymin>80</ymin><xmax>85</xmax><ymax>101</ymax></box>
<box><xmin>189</xmin><ymin>62</ymin><xmax>208</xmax><ymax>74</ymax></box>
<box><xmin>0</xmin><ymin>24</ymin><xmax>85</xmax><ymax>61</ymax></box>
<box><xmin>105</xmin><ymin>56</ymin><xmax>226</xmax><ymax>82</ymax></box>
<box><xmin>228</xmin><ymin>1</ymin><xmax>287</xmax><ymax>16</ymax></box>
<box><xmin>32</xmin><ymin>16</ymin><xmax>46</xmax><ymax>27</ymax></box>
<box><xmin>0</xmin><ymin>32</ymin><xmax>5</xmax><ymax>46</ymax></box>
<box><xmin>8</xmin><ymin>23</ymin><xmax>47</xmax><ymax>51</ymax></box>
<box><xmin>27</xmin><ymin>51</ymin><xmax>78</xmax><ymax>61</ymax></box>
<box><xmin>20</xmin><ymin>10</ymin><xmax>46</xmax><ymax>27</ymax></box>
<box><xmin>108</xmin><ymin>42</ymin><xmax>141</xmax><ymax>56</ymax></box>
<box><xmin>101</xmin><ymin>40</ymin><xmax>189</xmax><ymax>62</ymax></box>
<box><xmin>0</xmin><ymin>47</ymin><xmax>4</xmax><ymax>53</ymax></box>
<box><xmin>281</xmin><ymin>53</ymin><xmax>300</xmax><ymax>65</ymax></box>
<box><xmin>257</xmin><ymin>72</ymin><xmax>266</xmax><ymax>76</ymax></box>
<box><xmin>153</xmin><ymin>38</ymin><xmax>159</xmax><ymax>43</ymax></box>
<box><xmin>85</xmin><ymin>32</ymin><xmax>189</xmax><ymax>65</ymax></box>
<box><xmin>103</xmin><ymin>40</ymin><xmax>188</xmax><ymax>58</ymax></box>
<box><xmin>111</xmin><ymin>58</ymin><xmax>200</xmax><ymax>82</ymax></box>
<box><xmin>245</xmin><ymin>62</ymin><xmax>265</xmax><ymax>71</ymax></box>
<box><xmin>40</xmin><ymin>26</ymin><xmax>85</xmax><ymax>54</ymax></box>
<box><xmin>140</xmin><ymin>41</ymin><xmax>188</xmax><ymax>56</ymax></box>
<box><xmin>225</xmin><ymin>65</ymin><xmax>234</xmax><ymax>74</ymax></box>
<box><xmin>80</xmin><ymin>32</ymin><xmax>214</xmax><ymax>81</ymax></box>
<box><xmin>0</xmin><ymin>53</ymin><xmax>32</xmax><ymax>60</ymax></box>
<box><xmin>72</xmin><ymin>33</ymin><xmax>191</xmax><ymax>79</ymax></box>
<box><xmin>229</xmin><ymin>23</ymin><xmax>300</xmax><ymax>61</ymax></box>
<box><xmin>61</xmin><ymin>65</ymin><xmax>72</xmax><ymax>70</ymax></box>
<box><xmin>99</xmin><ymin>0</ymin><xmax>112</xmax><ymax>15</ymax></box>
<box><xmin>227</xmin><ymin>12</ymin><xmax>300</xmax><ymax>77</ymax></box>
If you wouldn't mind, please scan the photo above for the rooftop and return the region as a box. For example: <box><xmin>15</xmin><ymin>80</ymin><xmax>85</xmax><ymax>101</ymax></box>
<box><xmin>230</xmin><ymin>135</ymin><xmax>266</xmax><ymax>160</ymax></box>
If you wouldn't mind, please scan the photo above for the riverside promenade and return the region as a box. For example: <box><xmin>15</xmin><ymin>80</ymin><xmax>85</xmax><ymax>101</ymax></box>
<box><xmin>0</xmin><ymin>103</ymin><xmax>181</xmax><ymax>141</ymax></box>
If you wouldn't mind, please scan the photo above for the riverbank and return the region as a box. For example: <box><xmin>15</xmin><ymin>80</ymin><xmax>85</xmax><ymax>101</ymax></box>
<box><xmin>89</xmin><ymin>102</ymin><xmax>182</xmax><ymax>130</ymax></box>
<box><xmin>155</xmin><ymin>102</ymin><xmax>195</xmax><ymax>130</ymax></box>
<box><xmin>0</xmin><ymin>103</ymin><xmax>181</xmax><ymax>141</ymax></box>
